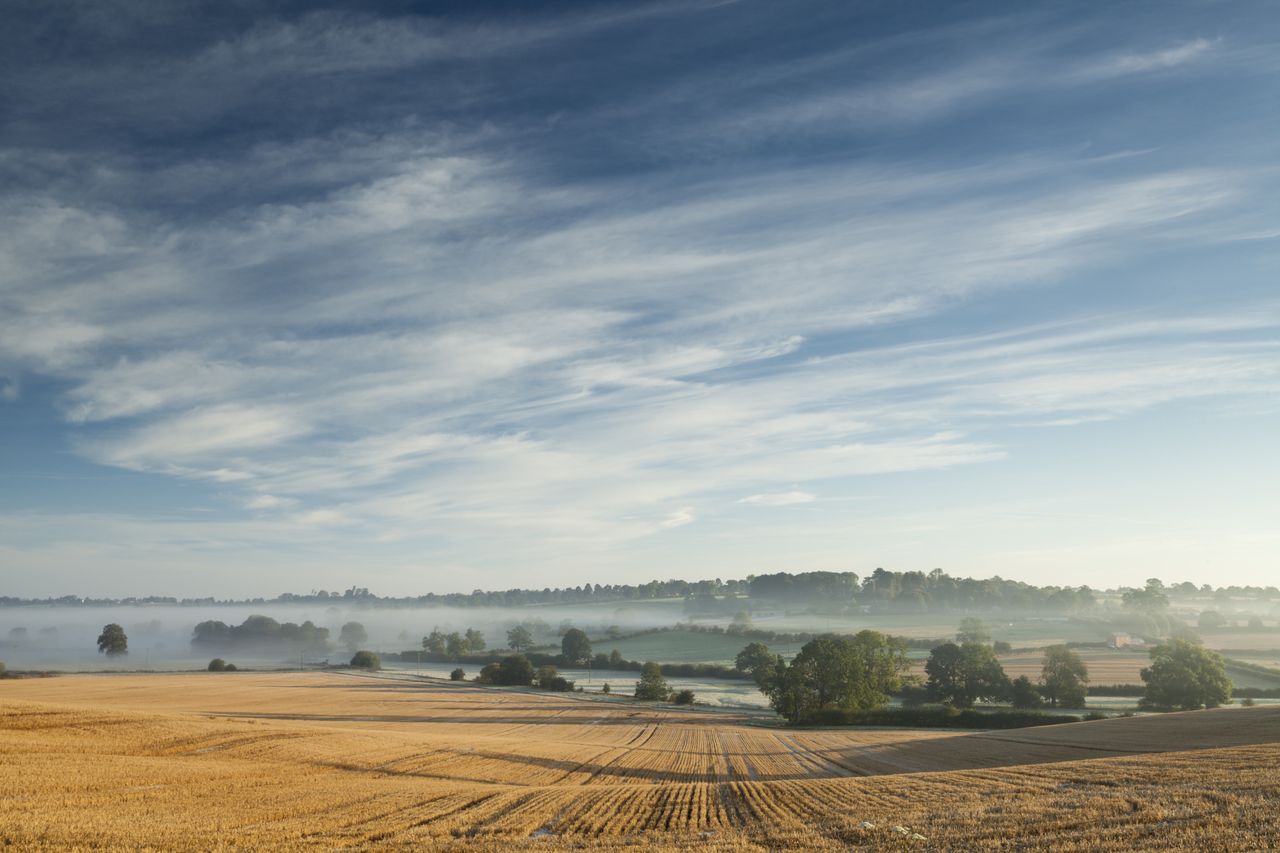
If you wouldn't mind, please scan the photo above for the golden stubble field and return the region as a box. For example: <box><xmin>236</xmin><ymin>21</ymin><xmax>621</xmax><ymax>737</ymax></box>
<box><xmin>2</xmin><ymin>672</ymin><xmax>1279</xmax><ymax>850</ymax></box>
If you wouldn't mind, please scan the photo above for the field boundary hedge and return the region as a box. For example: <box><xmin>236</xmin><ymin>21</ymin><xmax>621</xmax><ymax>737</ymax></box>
<box><xmin>795</xmin><ymin>706</ymin><xmax>1084</xmax><ymax>729</ymax></box>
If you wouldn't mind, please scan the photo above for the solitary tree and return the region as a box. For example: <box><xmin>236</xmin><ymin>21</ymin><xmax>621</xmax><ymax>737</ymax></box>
<box><xmin>208</xmin><ymin>658</ymin><xmax>228</xmax><ymax>672</ymax></box>
<box><xmin>1198</xmin><ymin>610</ymin><xmax>1227</xmax><ymax>631</ymax></box>
<box><xmin>561</xmin><ymin>628</ymin><xmax>592</xmax><ymax>666</ymax></box>
<box><xmin>97</xmin><ymin>623</ymin><xmax>128</xmax><ymax>657</ymax></box>
<box><xmin>339</xmin><ymin>621</ymin><xmax>368</xmax><ymax>652</ymax></box>
<box><xmin>1040</xmin><ymin>645</ymin><xmax>1089</xmax><ymax>707</ymax></box>
<box><xmin>1140</xmin><ymin>640</ymin><xmax>1232</xmax><ymax>710</ymax></box>
<box><xmin>634</xmin><ymin>662</ymin><xmax>670</xmax><ymax>700</ymax></box>
<box><xmin>956</xmin><ymin>617</ymin><xmax>992</xmax><ymax>645</ymax></box>
<box><xmin>350</xmin><ymin>650</ymin><xmax>381</xmax><ymax>670</ymax></box>
<box><xmin>925</xmin><ymin>642</ymin><xmax>1008</xmax><ymax>708</ymax></box>
<box><xmin>506</xmin><ymin>624</ymin><xmax>534</xmax><ymax>652</ymax></box>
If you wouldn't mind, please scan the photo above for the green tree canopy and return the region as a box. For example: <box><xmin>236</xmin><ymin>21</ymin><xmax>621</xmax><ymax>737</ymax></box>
<box><xmin>1040</xmin><ymin>645</ymin><xmax>1089</xmax><ymax>707</ymax></box>
<box><xmin>561</xmin><ymin>628</ymin><xmax>592</xmax><ymax>666</ymax></box>
<box><xmin>445</xmin><ymin>632</ymin><xmax>468</xmax><ymax>658</ymax></box>
<box><xmin>1009</xmin><ymin>675</ymin><xmax>1044</xmax><ymax>709</ymax></box>
<box><xmin>1123</xmin><ymin>579</ymin><xmax>1170</xmax><ymax>613</ymax></box>
<box><xmin>506</xmin><ymin>624</ymin><xmax>534</xmax><ymax>651</ymax></box>
<box><xmin>339</xmin><ymin>621</ymin><xmax>368</xmax><ymax>652</ymax></box>
<box><xmin>97</xmin><ymin>623</ymin><xmax>128</xmax><ymax>657</ymax></box>
<box><xmin>350</xmin><ymin>650</ymin><xmax>380</xmax><ymax>670</ymax></box>
<box><xmin>634</xmin><ymin>661</ymin><xmax>670</xmax><ymax>700</ymax></box>
<box><xmin>925</xmin><ymin>642</ymin><xmax>1008</xmax><ymax>708</ymax></box>
<box><xmin>1198</xmin><ymin>610</ymin><xmax>1227</xmax><ymax>630</ymax></box>
<box><xmin>757</xmin><ymin>631</ymin><xmax>909</xmax><ymax>722</ymax></box>
<box><xmin>734</xmin><ymin>642</ymin><xmax>776</xmax><ymax>685</ymax></box>
<box><xmin>955</xmin><ymin>617</ymin><xmax>992</xmax><ymax>644</ymax></box>
<box><xmin>1140</xmin><ymin>640</ymin><xmax>1232</xmax><ymax>710</ymax></box>
<box><xmin>479</xmin><ymin>654</ymin><xmax>535</xmax><ymax>686</ymax></box>
<box><xmin>422</xmin><ymin>628</ymin><xmax>447</xmax><ymax>655</ymax></box>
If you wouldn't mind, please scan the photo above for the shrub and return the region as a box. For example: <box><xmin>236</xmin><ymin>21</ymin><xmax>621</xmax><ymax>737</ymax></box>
<box><xmin>224</xmin><ymin>663</ymin><xmax>237</xmax><ymax>671</ymax></box>
<box><xmin>672</xmin><ymin>689</ymin><xmax>696</xmax><ymax>705</ymax></box>
<box><xmin>208</xmin><ymin>658</ymin><xmax>227</xmax><ymax>672</ymax></box>
<box><xmin>535</xmin><ymin>664</ymin><xmax>561</xmax><ymax>689</ymax></box>
<box><xmin>634</xmin><ymin>662</ymin><xmax>670</xmax><ymax>701</ymax></box>
<box><xmin>601</xmin><ymin>683</ymin><xmax>610</xmax><ymax>694</ymax></box>
<box><xmin>350</xmin><ymin>650</ymin><xmax>381</xmax><ymax>670</ymax></box>
<box><xmin>1242</xmin><ymin>697</ymin><xmax>1256</xmax><ymax>707</ymax></box>
<box><xmin>478</xmin><ymin>654</ymin><xmax>535</xmax><ymax>686</ymax></box>
<box><xmin>450</xmin><ymin>667</ymin><xmax>466</xmax><ymax>681</ymax></box>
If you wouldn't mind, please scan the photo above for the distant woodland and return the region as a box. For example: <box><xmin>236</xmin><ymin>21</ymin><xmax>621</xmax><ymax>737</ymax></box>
<box><xmin>3</xmin><ymin>570</ymin><xmax>1276</xmax><ymax>611</ymax></box>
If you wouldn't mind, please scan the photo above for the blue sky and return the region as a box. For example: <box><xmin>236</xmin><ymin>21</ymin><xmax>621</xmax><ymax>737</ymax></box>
<box><xmin>2</xmin><ymin>1</ymin><xmax>1278</xmax><ymax>597</ymax></box>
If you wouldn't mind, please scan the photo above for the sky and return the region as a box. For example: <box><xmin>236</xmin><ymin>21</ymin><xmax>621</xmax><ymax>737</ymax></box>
<box><xmin>1</xmin><ymin>1</ymin><xmax>1278</xmax><ymax>598</ymax></box>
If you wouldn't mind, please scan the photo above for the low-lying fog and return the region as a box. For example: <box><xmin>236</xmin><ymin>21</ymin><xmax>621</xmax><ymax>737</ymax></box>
<box><xmin>0</xmin><ymin>602</ymin><xmax>693</xmax><ymax>671</ymax></box>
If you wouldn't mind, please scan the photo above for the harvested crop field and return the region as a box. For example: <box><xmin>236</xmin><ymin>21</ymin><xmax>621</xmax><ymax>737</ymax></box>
<box><xmin>2</xmin><ymin>672</ymin><xmax>1279</xmax><ymax>850</ymax></box>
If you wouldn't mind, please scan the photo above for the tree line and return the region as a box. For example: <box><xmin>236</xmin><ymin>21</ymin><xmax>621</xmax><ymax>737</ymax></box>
<box><xmin>7</xmin><ymin>572</ymin><xmax>1274</xmax><ymax>610</ymax></box>
<box><xmin>735</xmin><ymin>623</ymin><xmax>1234</xmax><ymax>724</ymax></box>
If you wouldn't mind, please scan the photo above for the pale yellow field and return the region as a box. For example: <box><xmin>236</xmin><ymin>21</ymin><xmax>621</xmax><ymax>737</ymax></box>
<box><xmin>996</xmin><ymin>649</ymin><xmax>1152</xmax><ymax>686</ymax></box>
<box><xmin>2</xmin><ymin>672</ymin><xmax>1279</xmax><ymax>850</ymax></box>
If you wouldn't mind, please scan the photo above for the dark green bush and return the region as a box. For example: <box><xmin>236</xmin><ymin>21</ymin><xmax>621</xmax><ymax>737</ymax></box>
<box><xmin>477</xmin><ymin>654</ymin><xmax>535</xmax><ymax>686</ymax></box>
<box><xmin>350</xmin><ymin>650</ymin><xmax>381</xmax><ymax>670</ymax></box>
<box><xmin>671</xmin><ymin>689</ymin><xmax>696</xmax><ymax>705</ymax></box>
<box><xmin>450</xmin><ymin>667</ymin><xmax>465</xmax><ymax>681</ymax></box>
<box><xmin>207</xmin><ymin>658</ymin><xmax>227</xmax><ymax>672</ymax></box>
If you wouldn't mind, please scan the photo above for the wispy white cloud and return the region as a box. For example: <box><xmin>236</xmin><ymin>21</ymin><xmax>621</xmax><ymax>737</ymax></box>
<box><xmin>660</xmin><ymin>507</ymin><xmax>697</xmax><ymax>528</ymax></box>
<box><xmin>3</xmin><ymin>1</ymin><xmax>1278</xmax><ymax>592</ymax></box>
<box><xmin>739</xmin><ymin>491</ymin><xmax>816</xmax><ymax>506</ymax></box>
<box><xmin>1076</xmin><ymin>38</ymin><xmax>1216</xmax><ymax>80</ymax></box>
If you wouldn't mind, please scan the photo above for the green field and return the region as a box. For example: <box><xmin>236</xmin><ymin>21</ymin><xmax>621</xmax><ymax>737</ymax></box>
<box><xmin>592</xmin><ymin>629</ymin><xmax>805</xmax><ymax>664</ymax></box>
